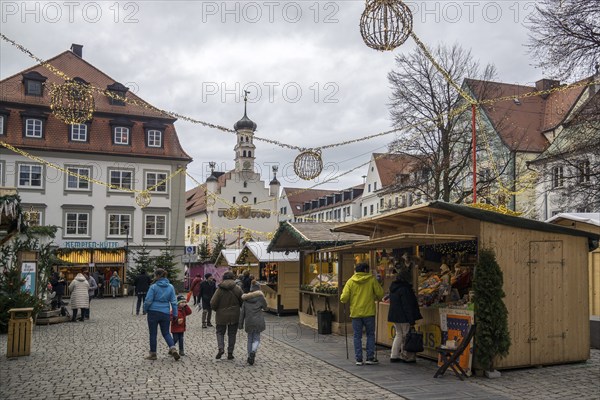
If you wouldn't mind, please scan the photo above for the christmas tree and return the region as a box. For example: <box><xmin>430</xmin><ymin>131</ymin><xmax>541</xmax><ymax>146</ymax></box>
<box><xmin>127</xmin><ymin>245</ymin><xmax>154</xmax><ymax>285</ymax></box>
<box><xmin>198</xmin><ymin>239</ymin><xmax>210</xmax><ymax>263</ymax></box>
<box><xmin>209</xmin><ymin>234</ymin><xmax>226</xmax><ymax>264</ymax></box>
<box><xmin>473</xmin><ymin>248</ymin><xmax>511</xmax><ymax>371</ymax></box>
<box><xmin>153</xmin><ymin>245</ymin><xmax>181</xmax><ymax>284</ymax></box>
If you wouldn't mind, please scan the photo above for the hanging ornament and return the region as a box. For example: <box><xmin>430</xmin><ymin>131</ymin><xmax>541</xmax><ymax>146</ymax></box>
<box><xmin>135</xmin><ymin>191</ymin><xmax>152</xmax><ymax>208</ymax></box>
<box><xmin>225</xmin><ymin>207</ymin><xmax>239</xmax><ymax>220</ymax></box>
<box><xmin>360</xmin><ymin>0</ymin><xmax>413</xmax><ymax>51</ymax></box>
<box><xmin>294</xmin><ymin>149</ymin><xmax>323</xmax><ymax>180</ymax></box>
<box><xmin>49</xmin><ymin>80</ymin><xmax>95</xmax><ymax>124</ymax></box>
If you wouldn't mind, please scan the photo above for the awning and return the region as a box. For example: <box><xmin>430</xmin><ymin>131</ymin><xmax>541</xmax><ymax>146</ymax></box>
<box><xmin>327</xmin><ymin>233</ymin><xmax>477</xmax><ymax>252</ymax></box>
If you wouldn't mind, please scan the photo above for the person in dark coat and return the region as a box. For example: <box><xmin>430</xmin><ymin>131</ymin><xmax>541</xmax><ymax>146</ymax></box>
<box><xmin>50</xmin><ymin>272</ymin><xmax>66</xmax><ymax>310</ymax></box>
<box><xmin>190</xmin><ymin>274</ymin><xmax>202</xmax><ymax>305</ymax></box>
<box><xmin>210</xmin><ymin>271</ymin><xmax>243</xmax><ymax>360</ymax></box>
<box><xmin>199</xmin><ymin>273</ymin><xmax>216</xmax><ymax>328</ymax></box>
<box><xmin>388</xmin><ymin>267</ymin><xmax>423</xmax><ymax>363</ymax></box>
<box><xmin>239</xmin><ymin>281</ymin><xmax>267</xmax><ymax>365</ymax></box>
<box><xmin>134</xmin><ymin>269</ymin><xmax>152</xmax><ymax>316</ymax></box>
<box><xmin>241</xmin><ymin>270</ymin><xmax>252</xmax><ymax>294</ymax></box>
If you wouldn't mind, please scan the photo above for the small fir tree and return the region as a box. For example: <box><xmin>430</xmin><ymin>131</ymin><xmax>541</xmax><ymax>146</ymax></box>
<box><xmin>127</xmin><ymin>246</ymin><xmax>154</xmax><ymax>285</ymax></box>
<box><xmin>209</xmin><ymin>234</ymin><xmax>226</xmax><ymax>264</ymax></box>
<box><xmin>198</xmin><ymin>239</ymin><xmax>210</xmax><ymax>263</ymax></box>
<box><xmin>473</xmin><ymin>248</ymin><xmax>511</xmax><ymax>371</ymax></box>
<box><xmin>153</xmin><ymin>246</ymin><xmax>180</xmax><ymax>284</ymax></box>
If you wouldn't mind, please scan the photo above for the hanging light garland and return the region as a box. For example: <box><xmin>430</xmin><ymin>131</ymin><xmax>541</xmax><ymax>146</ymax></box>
<box><xmin>49</xmin><ymin>80</ymin><xmax>95</xmax><ymax>124</ymax></box>
<box><xmin>294</xmin><ymin>149</ymin><xmax>324</xmax><ymax>180</ymax></box>
<box><xmin>360</xmin><ymin>0</ymin><xmax>413</xmax><ymax>51</ymax></box>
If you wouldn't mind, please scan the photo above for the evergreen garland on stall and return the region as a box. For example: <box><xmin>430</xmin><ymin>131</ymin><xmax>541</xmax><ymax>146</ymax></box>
<box><xmin>473</xmin><ymin>248</ymin><xmax>511</xmax><ymax>371</ymax></box>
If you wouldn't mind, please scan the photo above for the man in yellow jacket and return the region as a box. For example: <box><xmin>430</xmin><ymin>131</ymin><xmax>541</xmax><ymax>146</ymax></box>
<box><xmin>340</xmin><ymin>262</ymin><xmax>384</xmax><ymax>365</ymax></box>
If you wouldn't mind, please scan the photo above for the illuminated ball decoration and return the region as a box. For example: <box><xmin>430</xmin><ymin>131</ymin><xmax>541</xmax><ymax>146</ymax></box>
<box><xmin>360</xmin><ymin>0</ymin><xmax>413</xmax><ymax>51</ymax></box>
<box><xmin>135</xmin><ymin>191</ymin><xmax>152</xmax><ymax>208</ymax></box>
<box><xmin>225</xmin><ymin>207</ymin><xmax>239</xmax><ymax>220</ymax></box>
<box><xmin>294</xmin><ymin>150</ymin><xmax>323</xmax><ymax>180</ymax></box>
<box><xmin>49</xmin><ymin>80</ymin><xmax>95</xmax><ymax>124</ymax></box>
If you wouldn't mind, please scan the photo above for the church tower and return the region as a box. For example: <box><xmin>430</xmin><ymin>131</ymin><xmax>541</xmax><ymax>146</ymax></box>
<box><xmin>233</xmin><ymin>91</ymin><xmax>257</xmax><ymax>172</ymax></box>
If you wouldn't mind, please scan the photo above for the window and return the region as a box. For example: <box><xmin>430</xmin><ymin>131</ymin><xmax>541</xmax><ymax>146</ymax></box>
<box><xmin>66</xmin><ymin>167</ymin><xmax>90</xmax><ymax>190</ymax></box>
<box><xmin>364</xmin><ymin>206</ymin><xmax>367</xmax><ymax>216</ymax></box>
<box><xmin>108</xmin><ymin>214</ymin><xmax>130</xmax><ymax>236</ymax></box>
<box><xmin>70</xmin><ymin>124</ymin><xmax>88</xmax><ymax>141</ymax></box>
<box><xmin>18</xmin><ymin>164</ymin><xmax>43</xmax><ymax>188</ymax></box>
<box><xmin>107</xmin><ymin>82</ymin><xmax>128</xmax><ymax>106</ymax></box>
<box><xmin>145</xmin><ymin>214</ymin><xmax>166</xmax><ymax>237</ymax></box>
<box><xmin>0</xmin><ymin>115</ymin><xmax>4</xmax><ymax>135</ymax></box>
<box><xmin>577</xmin><ymin>160</ymin><xmax>591</xmax><ymax>183</ymax></box>
<box><xmin>25</xmin><ymin>118</ymin><xmax>43</xmax><ymax>138</ymax></box>
<box><xmin>552</xmin><ymin>166</ymin><xmax>564</xmax><ymax>188</ymax></box>
<box><xmin>380</xmin><ymin>198</ymin><xmax>384</xmax><ymax>208</ymax></box>
<box><xmin>370</xmin><ymin>204</ymin><xmax>374</xmax><ymax>215</ymax></box>
<box><xmin>147</xmin><ymin>130</ymin><xmax>162</xmax><ymax>147</ymax></box>
<box><xmin>233</xmin><ymin>196</ymin><xmax>236</xmax><ymax>203</ymax></box>
<box><xmin>368</xmin><ymin>184</ymin><xmax>371</xmax><ymax>192</ymax></box>
<box><xmin>374</xmin><ymin>182</ymin><xmax>377</xmax><ymax>191</ymax></box>
<box><xmin>109</xmin><ymin>170</ymin><xmax>133</xmax><ymax>191</ymax></box>
<box><xmin>65</xmin><ymin>212</ymin><xmax>89</xmax><ymax>236</ymax></box>
<box><xmin>114</xmin><ymin>127</ymin><xmax>130</xmax><ymax>145</ymax></box>
<box><xmin>146</xmin><ymin>172</ymin><xmax>167</xmax><ymax>193</ymax></box>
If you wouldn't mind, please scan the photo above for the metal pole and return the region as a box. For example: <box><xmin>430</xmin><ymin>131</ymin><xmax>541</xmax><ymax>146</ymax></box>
<box><xmin>472</xmin><ymin>104</ymin><xmax>477</xmax><ymax>203</ymax></box>
<box><xmin>343</xmin><ymin>302</ymin><xmax>349</xmax><ymax>359</ymax></box>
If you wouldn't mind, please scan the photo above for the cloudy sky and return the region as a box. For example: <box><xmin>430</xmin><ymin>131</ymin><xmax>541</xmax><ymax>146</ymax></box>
<box><xmin>0</xmin><ymin>0</ymin><xmax>544</xmax><ymax>191</ymax></box>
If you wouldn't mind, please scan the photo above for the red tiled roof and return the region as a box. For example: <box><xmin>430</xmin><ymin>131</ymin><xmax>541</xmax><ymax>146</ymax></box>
<box><xmin>185</xmin><ymin>171</ymin><xmax>232</xmax><ymax>216</ymax></box>
<box><xmin>282</xmin><ymin>187</ymin><xmax>337</xmax><ymax>216</ymax></box>
<box><xmin>0</xmin><ymin>50</ymin><xmax>191</xmax><ymax>161</ymax></box>
<box><xmin>373</xmin><ymin>153</ymin><xmax>421</xmax><ymax>187</ymax></box>
<box><xmin>465</xmin><ymin>78</ymin><xmax>587</xmax><ymax>153</ymax></box>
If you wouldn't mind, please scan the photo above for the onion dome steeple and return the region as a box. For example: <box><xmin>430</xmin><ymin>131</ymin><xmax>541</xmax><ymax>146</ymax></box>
<box><xmin>234</xmin><ymin>91</ymin><xmax>257</xmax><ymax>132</ymax></box>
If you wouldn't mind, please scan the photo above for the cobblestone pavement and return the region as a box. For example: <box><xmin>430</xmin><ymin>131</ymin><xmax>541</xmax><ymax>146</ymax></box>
<box><xmin>1</xmin><ymin>297</ymin><xmax>599</xmax><ymax>400</ymax></box>
<box><xmin>0</xmin><ymin>298</ymin><xmax>401</xmax><ymax>400</ymax></box>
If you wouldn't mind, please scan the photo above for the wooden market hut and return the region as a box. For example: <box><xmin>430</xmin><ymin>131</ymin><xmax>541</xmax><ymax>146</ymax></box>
<box><xmin>330</xmin><ymin>201</ymin><xmax>599</xmax><ymax>369</ymax></box>
<box><xmin>215</xmin><ymin>249</ymin><xmax>242</xmax><ymax>269</ymax></box>
<box><xmin>236</xmin><ymin>241</ymin><xmax>300</xmax><ymax>314</ymax></box>
<box><xmin>267</xmin><ymin>221</ymin><xmax>367</xmax><ymax>334</ymax></box>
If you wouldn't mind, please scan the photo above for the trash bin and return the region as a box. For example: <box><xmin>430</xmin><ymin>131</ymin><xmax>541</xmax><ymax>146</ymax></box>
<box><xmin>7</xmin><ymin>308</ymin><xmax>34</xmax><ymax>357</ymax></box>
<box><xmin>317</xmin><ymin>310</ymin><xmax>332</xmax><ymax>335</ymax></box>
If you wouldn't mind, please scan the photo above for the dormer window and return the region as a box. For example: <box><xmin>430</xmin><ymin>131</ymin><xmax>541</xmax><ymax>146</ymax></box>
<box><xmin>22</xmin><ymin>71</ymin><xmax>47</xmax><ymax>97</ymax></box>
<box><xmin>144</xmin><ymin>122</ymin><xmax>165</xmax><ymax>148</ymax></box>
<box><xmin>0</xmin><ymin>108</ymin><xmax>9</xmax><ymax>135</ymax></box>
<box><xmin>114</xmin><ymin>127</ymin><xmax>130</xmax><ymax>145</ymax></box>
<box><xmin>106</xmin><ymin>82</ymin><xmax>129</xmax><ymax>106</ymax></box>
<box><xmin>20</xmin><ymin>110</ymin><xmax>48</xmax><ymax>138</ymax></box>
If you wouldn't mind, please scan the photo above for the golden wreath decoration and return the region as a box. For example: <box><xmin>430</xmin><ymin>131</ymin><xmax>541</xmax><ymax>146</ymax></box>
<box><xmin>135</xmin><ymin>191</ymin><xmax>152</xmax><ymax>208</ymax></box>
<box><xmin>49</xmin><ymin>80</ymin><xmax>95</xmax><ymax>124</ymax></box>
<box><xmin>294</xmin><ymin>149</ymin><xmax>323</xmax><ymax>180</ymax></box>
<box><xmin>225</xmin><ymin>207</ymin><xmax>239</xmax><ymax>220</ymax></box>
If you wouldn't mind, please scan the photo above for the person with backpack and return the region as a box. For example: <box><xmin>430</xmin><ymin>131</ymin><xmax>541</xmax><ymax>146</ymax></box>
<box><xmin>239</xmin><ymin>281</ymin><xmax>267</xmax><ymax>365</ymax></box>
<box><xmin>210</xmin><ymin>271</ymin><xmax>243</xmax><ymax>360</ymax></box>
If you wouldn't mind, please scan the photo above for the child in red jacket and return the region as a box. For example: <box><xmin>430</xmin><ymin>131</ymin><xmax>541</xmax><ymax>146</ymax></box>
<box><xmin>171</xmin><ymin>295</ymin><xmax>192</xmax><ymax>356</ymax></box>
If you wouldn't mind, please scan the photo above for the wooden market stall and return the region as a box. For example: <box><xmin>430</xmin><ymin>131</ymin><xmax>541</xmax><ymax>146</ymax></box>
<box><xmin>237</xmin><ymin>241</ymin><xmax>300</xmax><ymax>314</ymax></box>
<box><xmin>330</xmin><ymin>201</ymin><xmax>599</xmax><ymax>369</ymax></box>
<box><xmin>267</xmin><ymin>221</ymin><xmax>367</xmax><ymax>334</ymax></box>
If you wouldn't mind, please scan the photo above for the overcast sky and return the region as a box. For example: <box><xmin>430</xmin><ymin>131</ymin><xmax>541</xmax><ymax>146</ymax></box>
<box><xmin>0</xmin><ymin>0</ymin><xmax>544</xmax><ymax>191</ymax></box>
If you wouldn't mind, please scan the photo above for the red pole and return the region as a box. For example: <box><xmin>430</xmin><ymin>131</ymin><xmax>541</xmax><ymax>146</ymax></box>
<box><xmin>471</xmin><ymin>104</ymin><xmax>477</xmax><ymax>203</ymax></box>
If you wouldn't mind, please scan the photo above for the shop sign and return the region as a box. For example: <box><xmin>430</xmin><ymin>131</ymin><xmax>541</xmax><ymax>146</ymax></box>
<box><xmin>21</xmin><ymin>262</ymin><xmax>36</xmax><ymax>295</ymax></box>
<box><xmin>64</xmin><ymin>241</ymin><xmax>120</xmax><ymax>249</ymax></box>
<box><xmin>420</xmin><ymin>324</ymin><xmax>442</xmax><ymax>350</ymax></box>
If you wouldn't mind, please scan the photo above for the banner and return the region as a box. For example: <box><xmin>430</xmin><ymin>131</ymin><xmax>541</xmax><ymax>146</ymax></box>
<box><xmin>21</xmin><ymin>262</ymin><xmax>36</xmax><ymax>295</ymax></box>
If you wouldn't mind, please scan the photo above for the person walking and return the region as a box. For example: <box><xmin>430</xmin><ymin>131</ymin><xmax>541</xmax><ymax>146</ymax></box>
<box><xmin>69</xmin><ymin>272</ymin><xmax>90</xmax><ymax>322</ymax></box>
<box><xmin>171</xmin><ymin>295</ymin><xmax>192</xmax><ymax>356</ymax></box>
<box><xmin>241</xmin><ymin>270</ymin><xmax>252</xmax><ymax>294</ymax></box>
<box><xmin>143</xmin><ymin>268</ymin><xmax>180</xmax><ymax>361</ymax></box>
<box><xmin>199</xmin><ymin>273</ymin><xmax>216</xmax><ymax>328</ymax></box>
<box><xmin>109</xmin><ymin>271</ymin><xmax>121</xmax><ymax>298</ymax></box>
<box><xmin>190</xmin><ymin>274</ymin><xmax>202</xmax><ymax>306</ymax></box>
<box><xmin>83</xmin><ymin>271</ymin><xmax>97</xmax><ymax>319</ymax></box>
<box><xmin>134</xmin><ymin>269</ymin><xmax>152</xmax><ymax>316</ymax></box>
<box><xmin>50</xmin><ymin>272</ymin><xmax>66</xmax><ymax>310</ymax></box>
<box><xmin>239</xmin><ymin>281</ymin><xmax>267</xmax><ymax>365</ymax></box>
<box><xmin>388</xmin><ymin>267</ymin><xmax>423</xmax><ymax>363</ymax></box>
<box><xmin>92</xmin><ymin>270</ymin><xmax>101</xmax><ymax>298</ymax></box>
<box><xmin>210</xmin><ymin>271</ymin><xmax>243</xmax><ymax>360</ymax></box>
<box><xmin>340</xmin><ymin>262</ymin><xmax>384</xmax><ymax>365</ymax></box>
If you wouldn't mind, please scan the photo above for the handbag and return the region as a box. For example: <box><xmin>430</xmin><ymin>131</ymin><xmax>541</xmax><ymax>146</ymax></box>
<box><xmin>404</xmin><ymin>326</ymin><xmax>424</xmax><ymax>353</ymax></box>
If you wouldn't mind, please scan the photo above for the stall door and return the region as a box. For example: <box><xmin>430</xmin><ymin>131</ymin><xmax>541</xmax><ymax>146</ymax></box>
<box><xmin>529</xmin><ymin>241</ymin><xmax>565</xmax><ymax>365</ymax></box>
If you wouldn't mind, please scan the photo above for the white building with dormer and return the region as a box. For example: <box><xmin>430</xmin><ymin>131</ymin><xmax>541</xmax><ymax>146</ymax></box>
<box><xmin>184</xmin><ymin>101</ymin><xmax>280</xmax><ymax>248</ymax></box>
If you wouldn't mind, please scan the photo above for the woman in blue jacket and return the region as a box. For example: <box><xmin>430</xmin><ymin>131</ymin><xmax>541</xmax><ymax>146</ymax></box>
<box><xmin>143</xmin><ymin>268</ymin><xmax>180</xmax><ymax>361</ymax></box>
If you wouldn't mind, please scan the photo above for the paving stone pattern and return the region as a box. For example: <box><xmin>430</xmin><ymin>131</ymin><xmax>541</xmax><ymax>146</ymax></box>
<box><xmin>0</xmin><ymin>298</ymin><xmax>400</xmax><ymax>400</ymax></box>
<box><xmin>1</xmin><ymin>297</ymin><xmax>599</xmax><ymax>400</ymax></box>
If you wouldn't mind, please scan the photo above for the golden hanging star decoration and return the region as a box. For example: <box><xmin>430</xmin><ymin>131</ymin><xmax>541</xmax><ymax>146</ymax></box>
<box><xmin>49</xmin><ymin>80</ymin><xmax>95</xmax><ymax>124</ymax></box>
<box><xmin>360</xmin><ymin>0</ymin><xmax>413</xmax><ymax>51</ymax></box>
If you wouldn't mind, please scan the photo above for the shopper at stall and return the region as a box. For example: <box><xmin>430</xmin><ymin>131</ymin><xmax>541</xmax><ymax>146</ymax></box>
<box><xmin>190</xmin><ymin>273</ymin><xmax>202</xmax><ymax>306</ymax></box>
<box><xmin>109</xmin><ymin>271</ymin><xmax>121</xmax><ymax>298</ymax></box>
<box><xmin>134</xmin><ymin>269</ymin><xmax>152</xmax><ymax>316</ymax></box>
<box><xmin>171</xmin><ymin>294</ymin><xmax>193</xmax><ymax>356</ymax></box>
<box><xmin>340</xmin><ymin>262</ymin><xmax>384</xmax><ymax>365</ymax></box>
<box><xmin>83</xmin><ymin>271</ymin><xmax>97</xmax><ymax>319</ymax></box>
<box><xmin>388</xmin><ymin>267</ymin><xmax>422</xmax><ymax>363</ymax></box>
<box><xmin>199</xmin><ymin>273</ymin><xmax>217</xmax><ymax>328</ymax></box>
<box><xmin>69</xmin><ymin>272</ymin><xmax>90</xmax><ymax>322</ymax></box>
<box><xmin>143</xmin><ymin>268</ymin><xmax>180</xmax><ymax>361</ymax></box>
<box><xmin>239</xmin><ymin>280</ymin><xmax>267</xmax><ymax>365</ymax></box>
<box><xmin>50</xmin><ymin>272</ymin><xmax>66</xmax><ymax>310</ymax></box>
<box><xmin>210</xmin><ymin>271</ymin><xmax>243</xmax><ymax>360</ymax></box>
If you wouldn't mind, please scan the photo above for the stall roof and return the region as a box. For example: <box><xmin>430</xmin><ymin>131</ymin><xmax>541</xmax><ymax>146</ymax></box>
<box><xmin>217</xmin><ymin>249</ymin><xmax>242</xmax><ymax>266</ymax></box>
<box><xmin>267</xmin><ymin>221</ymin><xmax>368</xmax><ymax>252</ymax></box>
<box><xmin>240</xmin><ymin>241</ymin><xmax>300</xmax><ymax>262</ymax></box>
<box><xmin>332</xmin><ymin>201</ymin><xmax>600</xmax><ymax>241</ymax></box>
<box><xmin>546</xmin><ymin>213</ymin><xmax>600</xmax><ymax>227</ymax></box>
<box><xmin>330</xmin><ymin>233</ymin><xmax>477</xmax><ymax>252</ymax></box>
